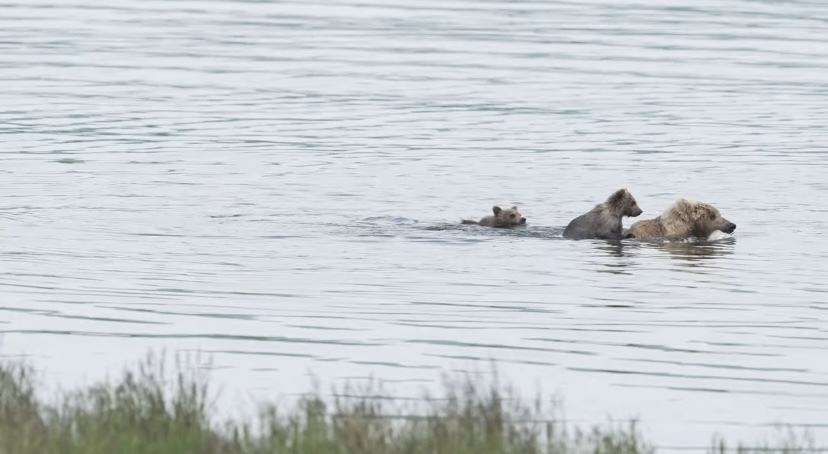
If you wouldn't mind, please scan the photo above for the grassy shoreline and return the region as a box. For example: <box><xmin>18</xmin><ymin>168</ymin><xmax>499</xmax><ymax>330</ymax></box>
<box><xmin>0</xmin><ymin>353</ymin><xmax>819</xmax><ymax>453</ymax></box>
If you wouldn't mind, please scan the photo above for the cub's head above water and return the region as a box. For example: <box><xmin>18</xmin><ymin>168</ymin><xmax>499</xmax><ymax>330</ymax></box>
<box><xmin>492</xmin><ymin>205</ymin><xmax>527</xmax><ymax>227</ymax></box>
<box><xmin>606</xmin><ymin>188</ymin><xmax>643</xmax><ymax>218</ymax></box>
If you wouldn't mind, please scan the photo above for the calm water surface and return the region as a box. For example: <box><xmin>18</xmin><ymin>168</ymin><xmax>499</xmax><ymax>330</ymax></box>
<box><xmin>2</xmin><ymin>0</ymin><xmax>828</xmax><ymax>450</ymax></box>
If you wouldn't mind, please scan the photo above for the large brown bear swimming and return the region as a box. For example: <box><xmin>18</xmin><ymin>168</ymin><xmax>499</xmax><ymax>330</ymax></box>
<box><xmin>628</xmin><ymin>197</ymin><xmax>736</xmax><ymax>240</ymax></box>
<box><xmin>562</xmin><ymin>188</ymin><xmax>643</xmax><ymax>240</ymax></box>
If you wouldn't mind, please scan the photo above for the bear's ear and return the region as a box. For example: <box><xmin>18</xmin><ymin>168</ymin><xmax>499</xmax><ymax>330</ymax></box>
<box><xmin>512</xmin><ymin>206</ymin><xmax>518</xmax><ymax>210</ymax></box>
<box><xmin>608</xmin><ymin>189</ymin><xmax>628</xmax><ymax>205</ymax></box>
<box><xmin>493</xmin><ymin>206</ymin><xmax>502</xmax><ymax>215</ymax></box>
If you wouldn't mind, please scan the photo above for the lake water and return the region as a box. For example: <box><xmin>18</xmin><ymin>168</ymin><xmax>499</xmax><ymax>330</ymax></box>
<box><xmin>2</xmin><ymin>0</ymin><xmax>827</xmax><ymax>450</ymax></box>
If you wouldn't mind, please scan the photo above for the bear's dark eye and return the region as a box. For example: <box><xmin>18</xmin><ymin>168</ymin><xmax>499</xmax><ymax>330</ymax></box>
<box><xmin>709</xmin><ymin>213</ymin><xmax>716</xmax><ymax>220</ymax></box>
<box><xmin>509</xmin><ymin>214</ymin><xmax>516</xmax><ymax>219</ymax></box>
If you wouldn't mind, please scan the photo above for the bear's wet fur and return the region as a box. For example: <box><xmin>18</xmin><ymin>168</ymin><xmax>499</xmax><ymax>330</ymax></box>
<box><xmin>628</xmin><ymin>197</ymin><xmax>736</xmax><ymax>240</ymax></box>
<box><xmin>562</xmin><ymin>189</ymin><xmax>643</xmax><ymax>240</ymax></box>
<box><xmin>462</xmin><ymin>206</ymin><xmax>527</xmax><ymax>228</ymax></box>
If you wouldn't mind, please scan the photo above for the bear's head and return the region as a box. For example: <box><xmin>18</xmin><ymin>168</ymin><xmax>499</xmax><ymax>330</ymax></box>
<box><xmin>693</xmin><ymin>202</ymin><xmax>736</xmax><ymax>236</ymax></box>
<box><xmin>607</xmin><ymin>188</ymin><xmax>643</xmax><ymax>218</ymax></box>
<box><xmin>493</xmin><ymin>206</ymin><xmax>527</xmax><ymax>227</ymax></box>
<box><xmin>667</xmin><ymin>198</ymin><xmax>736</xmax><ymax>238</ymax></box>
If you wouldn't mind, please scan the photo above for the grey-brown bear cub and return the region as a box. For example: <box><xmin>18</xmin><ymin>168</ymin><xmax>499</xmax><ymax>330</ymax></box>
<box><xmin>562</xmin><ymin>189</ymin><xmax>642</xmax><ymax>240</ymax></box>
<box><xmin>462</xmin><ymin>206</ymin><xmax>527</xmax><ymax>228</ymax></box>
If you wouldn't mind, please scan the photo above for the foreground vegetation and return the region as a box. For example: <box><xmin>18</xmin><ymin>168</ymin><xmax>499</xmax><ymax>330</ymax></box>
<box><xmin>0</xmin><ymin>353</ymin><xmax>820</xmax><ymax>453</ymax></box>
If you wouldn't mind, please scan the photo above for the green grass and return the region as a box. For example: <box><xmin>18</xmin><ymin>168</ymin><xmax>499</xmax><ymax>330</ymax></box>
<box><xmin>0</xmin><ymin>352</ymin><xmax>820</xmax><ymax>453</ymax></box>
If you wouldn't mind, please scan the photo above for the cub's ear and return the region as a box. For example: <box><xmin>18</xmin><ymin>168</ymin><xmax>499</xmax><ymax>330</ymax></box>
<box><xmin>512</xmin><ymin>206</ymin><xmax>518</xmax><ymax>210</ymax></box>
<box><xmin>608</xmin><ymin>188</ymin><xmax>629</xmax><ymax>205</ymax></box>
<box><xmin>492</xmin><ymin>206</ymin><xmax>502</xmax><ymax>215</ymax></box>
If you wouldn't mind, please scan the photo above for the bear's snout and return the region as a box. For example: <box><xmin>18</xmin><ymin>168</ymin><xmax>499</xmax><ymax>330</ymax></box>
<box><xmin>520</xmin><ymin>217</ymin><xmax>527</xmax><ymax>224</ymax></box>
<box><xmin>717</xmin><ymin>216</ymin><xmax>737</xmax><ymax>234</ymax></box>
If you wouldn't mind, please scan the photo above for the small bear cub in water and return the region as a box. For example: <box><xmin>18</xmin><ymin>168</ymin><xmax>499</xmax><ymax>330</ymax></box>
<box><xmin>562</xmin><ymin>188</ymin><xmax>643</xmax><ymax>240</ymax></box>
<box><xmin>462</xmin><ymin>206</ymin><xmax>527</xmax><ymax>228</ymax></box>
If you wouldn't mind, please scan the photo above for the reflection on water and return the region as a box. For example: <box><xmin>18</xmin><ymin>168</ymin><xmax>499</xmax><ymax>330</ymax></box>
<box><xmin>656</xmin><ymin>238</ymin><xmax>737</xmax><ymax>263</ymax></box>
<box><xmin>2</xmin><ymin>0</ymin><xmax>828</xmax><ymax>451</ymax></box>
